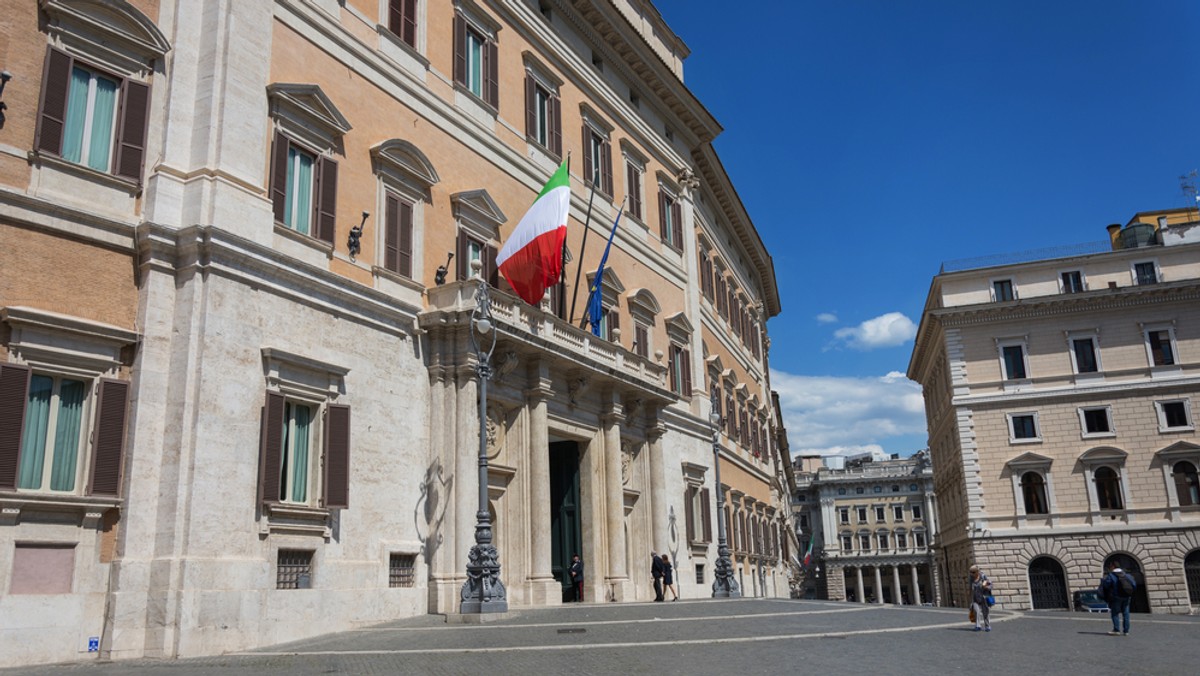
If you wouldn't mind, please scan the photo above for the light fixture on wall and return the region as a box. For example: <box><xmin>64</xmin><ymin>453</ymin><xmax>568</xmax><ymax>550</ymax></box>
<box><xmin>0</xmin><ymin>70</ymin><xmax>12</xmax><ymax>129</ymax></box>
<box><xmin>347</xmin><ymin>211</ymin><xmax>368</xmax><ymax>261</ymax></box>
<box><xmin>434</xmin><ymin>252</ymin><xmax>454</xmax><ymax>286</ymax></box>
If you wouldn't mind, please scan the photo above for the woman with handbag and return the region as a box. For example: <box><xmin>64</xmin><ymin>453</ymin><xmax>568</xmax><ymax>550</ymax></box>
<box><xmin>969</xmin><ymin>565</ymin><xmax>993</xmax><ymax>632</ymax></box>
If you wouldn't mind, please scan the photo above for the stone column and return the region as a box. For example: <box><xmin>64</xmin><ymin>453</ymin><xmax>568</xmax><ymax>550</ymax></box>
<box><xmin>873</xmin><ymin>567</ymin><xmax>884</xmax><ymax>604</ymax></box>
<box><xmin>526</xmin><ymin>363</ymin><xmax>557</xmax><ymax>604</ymax></box>
<box><xmin>646</xmin><ymin>415</ymin><xmax>669</xmax><ymax>556</ymax></box>
<box><xmin>910</xmin><ymin>564</ymin><xmax>922</xmax><ymax>605</ymax></box>
<box><xmin>855</xmin><ymin>566</ymin><xmax>866</xmax><ymax>604</ymax></box>
<box><xmin>892</xmin><ymin>565</ymin><xmax>903</xmax><ymax>605</ymax></box>
<box><xmin>602</xmin><ymin>395</ymin><xmax>630</xmax><ymax>599</ymax></box>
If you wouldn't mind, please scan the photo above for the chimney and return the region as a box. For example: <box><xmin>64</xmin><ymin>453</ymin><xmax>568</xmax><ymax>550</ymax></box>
<box><xmin>1106</xmin><ymin>223</ymin><xmax>1122</xmax><ymax>250</ymax></box>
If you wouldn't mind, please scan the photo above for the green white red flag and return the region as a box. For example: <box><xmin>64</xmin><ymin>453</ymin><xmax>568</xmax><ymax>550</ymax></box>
<box><xmin>802</xmin><ymin>538</ymin><xmax>814</xmax><ymax>567</ymax></box>
<box><xmin>497</xmin><ymin>162</ymin><xmax>570</xmax><ymax>305</ymax></box>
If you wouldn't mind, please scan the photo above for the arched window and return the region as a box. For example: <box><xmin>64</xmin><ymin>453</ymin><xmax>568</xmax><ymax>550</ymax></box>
<box><xmin>1021</xmin><ymin>471</ymin><xmax>1049</xmax><ymax>514</ymax></box>
<box><xmin>1095</xmin><ymin>466</ymin><xmax>1124</xmax><ymax>510</ymax></box>
<box><xmin>1173</xmin><ymin>461</ymin><xmax>1200</xmax><ymax>507</ymax></box>
<box><xmin>1185</xmin><ymin>550</ymin><xmax>1200</xmax><ymax>605</ymax></box>
<box><xmin>838</xmin><ymin>487</ymin><xmax>846</xmax><ymax>496</ymax></box>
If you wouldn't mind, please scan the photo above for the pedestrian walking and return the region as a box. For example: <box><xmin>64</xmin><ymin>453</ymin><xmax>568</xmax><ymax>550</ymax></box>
<box><xmin>661</xmin><ymin>554</ymin><xmax>678</xmax><ymax>601</ymax></box>
<box><xmin>968</xmin><ymin>565</ymin><xmax>992</xmax><ymax>632</ymax></box>
<box><xmin>651</xmin><ymin>550</ymin><xmax>665</xmax><ymax>601</ymax></box>
<box><xmin>569</xmin><ymin>553</ymin><xmax>584</xmax><ymax>602</ymax></box>
<box><xmin>1099</xmin><ymin>560</ymin><xmax>1135</xmax><ymax>636</ymax></box>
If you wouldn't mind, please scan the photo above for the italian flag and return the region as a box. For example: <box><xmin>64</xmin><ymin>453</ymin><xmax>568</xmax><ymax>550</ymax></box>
<box><xmin>497</xmin><ymin>162</ymin><xmax>570</xmax><ymax>305</ymax></box>
<box><xmin>802</xmin><ymin>539</ymin><xmax>814</xmax><ymax>567</ymax></box>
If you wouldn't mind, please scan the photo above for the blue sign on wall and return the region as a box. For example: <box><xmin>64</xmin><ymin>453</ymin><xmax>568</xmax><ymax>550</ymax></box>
<box><xmin>87</xmin><ymin>637</ymin><xmax>99</xmax><ymax>652</ymax></box>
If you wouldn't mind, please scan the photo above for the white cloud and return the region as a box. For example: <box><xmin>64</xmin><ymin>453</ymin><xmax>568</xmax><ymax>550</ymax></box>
<box><xmin>815</xmin><ymin>312</ymin><xmax>838</xmax><ymax>324</ymax></box>
<box><xmin>833</xmin><ymin>312</ymin><xmax>917</xmax><ymax>350</ymax></box>
<box><xmin>770</xmin><ymin>368</ymin><xmax>927</xmax><ymax>458</ymax></box>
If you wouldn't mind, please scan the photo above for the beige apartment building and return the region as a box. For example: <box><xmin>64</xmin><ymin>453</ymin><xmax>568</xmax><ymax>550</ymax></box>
<box><xmin>793</xmin><ymin>453</ymin><xmax>939</xmax><ymax>605</ymax></box>
<box><xmin>0</xmin><ymin>0</ymin><xmax>792</xmax><ymax>668</ymax></box>
<box><xmin>908</xmin><ymin>209</ymin><xmax>1200</xmax><ymax>613</ymax></box>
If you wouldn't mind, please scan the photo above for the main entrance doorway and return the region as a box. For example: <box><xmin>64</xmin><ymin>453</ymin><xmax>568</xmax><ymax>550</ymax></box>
<box><xmin>1028</xmin><ymin>556</ymin><xmax>1069</xmax><ymax>609</ymax></box>
<box><xmin>550</xmin><ymin>441</ymin><xmax>582</xmax><ymax>602</ymax></box>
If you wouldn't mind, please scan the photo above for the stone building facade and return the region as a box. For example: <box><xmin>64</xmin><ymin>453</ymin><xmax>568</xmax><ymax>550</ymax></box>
<box><xmin>908</xmin><ymin>209</ymin><xmax>1200</xmax><ymax>614</ymax></box>
<box><xmin>0</xmin><ymin>0</ymin><xmax>792</xmax><ymax>668</ymax></box>
<box><xmin>792</xmin><ymin>453</ymin><xmax>940</xmax><ymax>606</ymax></box>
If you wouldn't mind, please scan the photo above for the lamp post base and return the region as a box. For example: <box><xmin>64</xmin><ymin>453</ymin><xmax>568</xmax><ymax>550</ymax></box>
<box><xmin>712</xmin><ymin>544</ymin><xmax>742</xmax><ymax>598</ymax></box>
<box><xmin>460</xmin><ymin>542</ymin><xmax>508</xmax><ymax>614</ymax></box>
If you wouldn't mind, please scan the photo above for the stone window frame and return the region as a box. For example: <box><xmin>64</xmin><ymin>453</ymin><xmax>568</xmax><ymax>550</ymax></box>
<box><xmin>990</xmin><ymin>277</ymin><xmax>1017</xmax><ymax>302</ymax></box>
<box><xmin>1130</xmin><ymin>258</ymin><xmax>1161</xmax><ymax>286</ymax></box>
<box><xmin>1155</xmin><ymin>398</ymin><xmax>1194</xmax><ymax>433</ymax></box>
<box><xmin>1006</xmin><ymin>410</ymin><xmax>1042</xmax><ymax>444</ymax></box>
<box><xmin>522</xmin><ymin>52</ymin><xmax>563</xmax><ymax>159</ymax></box>
<box><xmin>1156</xmin><ymin>442</ymin><xmax>1200</xmax><ymax>517</ymax></box>
<box><xmin>1058</xmin><ymin>268</ymin><xmax>1087</xmax><ymax>294</ymax></box>
<box><xmin>1006</xmin><ymin>451</ymin><xmax>1058</xmax><ymax>526</ymax></box>
<box><xmin>1077</xmin><ymin>404</ymin><xmax>1116</xmax><ymax>440</ymax></box>
<box><xmin>620</xmin><ymin>140</ymin><xmax>648</xmax><ymax>224</ymax></box>
<box><xmin>1065</xmin><ymin>328</ymin><xmax>1103</xmax><ymax>379</ymax></box>
<box><xmin>893</xmin><ymin>504</ymin><xmax>905</xmax><ymax>522</ymax></box>
<box><xmin>1140</xmin><ymin>321</ymin><xmax>1180</xmax><ymax>374</ymax></box>
<box><xmin>626</xmin><ymin>288</ymin><xmax>660</xmax><ymax>361</ymax></box>
<box><xmin>995</xmin><ymin>336</ymin><xmax>1031</xmax><ymax>387</ymax></box>
<box><xmin>370</xmin><ymin>139</ymin><xmax>439</xmax><ymax>287</ymax></box>
<box><xmin>377</xmin><ymin>0</ymin><xmax>429</xmax><ymax>74</ymax></box>
<box><xmin>258</xmin><ymin>348</ymin><xmax>351</xmax><ymax>539</ymax></box>
<box><xmin>1078</xmin><ymin>446</ymin><xmax>1131</xmax><ymax>518</ymax></box>
<box><xmin>0</xmin><ymin>306</ymin><xmax>137</xmax><ymax>512</ymax></box>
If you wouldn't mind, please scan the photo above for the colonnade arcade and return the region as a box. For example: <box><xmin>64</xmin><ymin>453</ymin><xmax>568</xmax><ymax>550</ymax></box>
<box><xmin>828</xmin><ymin>560</ymin><xmax>934</xmax><ymax>605</ymax></box>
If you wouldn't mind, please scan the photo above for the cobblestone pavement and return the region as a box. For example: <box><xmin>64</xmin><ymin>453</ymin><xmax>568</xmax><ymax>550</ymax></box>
<box><xmin>8</xmin><ymin>599</ymin><xmax>1199</xmax><ymax>676</ymax></box>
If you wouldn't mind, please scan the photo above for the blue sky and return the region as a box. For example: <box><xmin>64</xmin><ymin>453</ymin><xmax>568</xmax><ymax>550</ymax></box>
<box><xmin>653</xmin><ymin>0</ymin><xmax>1200</xmax><ymax>457</ymax></box>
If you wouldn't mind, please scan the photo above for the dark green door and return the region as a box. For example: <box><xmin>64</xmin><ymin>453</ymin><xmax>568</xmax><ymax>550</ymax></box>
<box><xmin>550</xmin><ymin>441</ymin><xmax>582</xmax><ymax>602</ymax></box>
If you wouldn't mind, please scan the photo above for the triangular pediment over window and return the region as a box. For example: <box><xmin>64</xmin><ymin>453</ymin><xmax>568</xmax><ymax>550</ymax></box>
<box><xmin>41</xmin><ymin>0</ymin><xmax>171</xmax><ymax>73</ymax></box>
<box><xmin>267</xmin><ymin>83</ymin><xmax>352</xmax><ymax>140</ymax></box>
<box><xmin>665</xmin><ymin>311</ymin><xmax>693</xmax><ymax>345</ymax></box>
<box><xmin>371</xmin><ymin>139</ymin><xmax>440</xmax><ymax>189</ymax></box>
<box><xmin>586</xmin><ymin>269</ymin><xmax>625</xmax><ymax>308</ymax></box>
<box><xmin>1157</xmin><ymin>441</ymin><xmax>1200</xmax><ymax>461</ymax></box>
<box><xmin>1006</xmin><ymin>451</ymin><xmax>1053</xmax><ymax>470</ymax></box>
<box><xmin>451</xmin><ymin>190</ymin><xmax>507</xmax><ymax>241</ymax></box>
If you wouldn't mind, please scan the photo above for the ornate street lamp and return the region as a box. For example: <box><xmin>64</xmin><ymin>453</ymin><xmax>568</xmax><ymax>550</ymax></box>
<box><xmin>709</xmin><ymin>390</ymin><xmax>741</xmax><ymax>598</ymax></box>
<box><xmin>460</xmin><ymin>265</ymin><xmax>507</xmax><ymax>613</ymax></box>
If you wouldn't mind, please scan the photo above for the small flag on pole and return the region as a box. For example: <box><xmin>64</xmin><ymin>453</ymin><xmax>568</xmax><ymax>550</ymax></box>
<box><xmin>497</xmin><ymin>162</ymin><xmax>570</xmax><ymax>305</ymax></box>
<box><xmin>585</xmin><ymin>208</ymin><xmax>622</xmax><ymax>336</ymax></box>
<box><xmin>802</xmin><ymin>539</ymin><xmax>814</xmax><ymax>567</ymax></box>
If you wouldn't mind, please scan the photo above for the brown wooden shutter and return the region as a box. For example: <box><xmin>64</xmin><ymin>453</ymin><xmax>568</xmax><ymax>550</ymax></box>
<box><xmin>270</xmin><ymin>132</ymin><xmax>289</xmax><ymax>224</ymax></box>
<box><xmin>582</xmin><ymin>127</ymin><xmax>594</xmax><ymax>187</ymax></box>
<box><xmin>323</xmin><ymin>404</ymin><xmax>351</xmax><ymax>509</ymax></box>
<box><xmin>258</xmin><ymin>391</ymin><xmax>285</xmax><ymax>504</ymax></box>
<box><xmin>402</xmin><ymin>0</ymin><xmax>418</xmax><ymax>48</ymax></box>
<box><xmin>36</xmin><ymin>47</ymin><xmax>73</xmax><ymax>156</ymax></box>
<box><xmin>671</xmin><ymin>200</ymin><xmax>683</xmax><ymax>250</ymax></box>
<box><xmin>315</xmin><ymin>156</ymin><xmax>338</xmax><ymax>244</ymax></box>
<box><xmin>88</xmin><ymin>379</ymin><xmax>130</xmax><ymax>496</ymax></box>
<box><xmin>456</xmin><ymin>230</ymin><xmax>469</xmax><ymax>280</ymax></box>
<box><xmin>399</xmin><ymin>200</ymin><xmax>413</xmax><ymax>278</ymax></box>
<box><xmin>658</xmin><ymin>191</ymin><xmax>668</xmax><ymax>240</ymax></box>
<box><xmin>388</xmin><ymin>0</ymin><xmax>404</xmax><ymax>38</ymax></box>
<box><xmin>525</xmin><ymin>73</ymin><xmax>536</xmax><ymax>140</ymax></box>
<box><xmin>700</xmin><ymin>488</ymin><xmax>712</xmax><ymax>542</ymax></box>
<box><xmin>453</xmin><ymin>14</ymin><xmax>467</xmax><ymax>86</ymax></box>
<box><xmin>667</xmin><ymin>345</ymin><xmax>678</xmax><ymax>394</ymax></box>
<box><xmin>0</xmin><ymin>364</ymin><xmax>32</xmax><ymax>490</ymax></box>
<box><xmin>684</xmin><ymin>486</ymin><xmax>694</xmax><ymax>543</ymax></box>
<box><xmin>384</xmin><ymin>193</ymin><xmax>400</xmax><ymax>273</ymax></box>
<box><xmin>635</xmin><ymin>325</ymin><xmax>648</xmax><ymax>358</ymax></box>
<box><xmin>681</xmin><ymin>348</ymin><xmax>692</xmax><ymax>397</ymax></box>
<box><xmin>548</xmin><ymin>93</ymin><xmax>562</xmax><ymax>156</ymax></box>
<box><xmin>484</xmin><ymin>39</ymin><xmax>499</xmax><ymax>108</ymax></box>
<box><xmin>627</xmin><ymin>163</ymin><xmax>641</xmax><ymax>219</ymax></box>
<box><xmin>601</xmin><ymin>139</ymin><xmax>613</xmax><ymax>196</ymax></box>
<box><xmin>486</xmin><ymin>244</ymin><xmax>499</xmax><ymax>288</ymax></box>
<box><xmin>114</xmin><ymin>79</ymin><xmax>150</xmax><ymax>181</ymax></box>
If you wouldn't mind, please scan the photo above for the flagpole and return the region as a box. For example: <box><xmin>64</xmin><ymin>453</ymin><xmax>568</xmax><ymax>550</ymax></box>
<box><xmin>568</xmin><ymin>173</ymin><xmax>601</xmax><ymax>324</ymax></box>
<box><xmin>581</xmin><ymin>196</ymin><xmax>627</xmax><ymax>332</ymax></box>
<box><xmin>558</xmin><ymin>153</ymin><xmax>571</xmax><ymax>318</ymax></box>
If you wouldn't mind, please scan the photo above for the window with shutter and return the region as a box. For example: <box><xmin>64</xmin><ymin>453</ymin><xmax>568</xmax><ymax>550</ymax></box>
<box><xmin>700</xmin><ymin>488</ymin><xmax>712</xmax><ymax>542</ymax></box>
<box><xmin>384</xmin><ymin>193</ymin><xmax>414</xmax><ymax>278</ymax></box>
<box><xmin>454</xmin><ymin>12</ymin><xmax>499</xmax><ymax>107</ymax></box>
<box><xmin>626</xmin><ymin>161</ymin><xmax>643</xmax><ymax>220</ymax></box>
<box><xmin>35</xmin><ymin>47</ymin><xmax>152</xmax><ymax>182</ymax></box>
<box><xmin>388</xmin><ymin>0</ymin><xmax>418</xmax><ymax>49</ymax></box>
<box><xmin>684</xmin><ymin>486</ymin><xmax>695</xmax><ymax>542</ymax></box>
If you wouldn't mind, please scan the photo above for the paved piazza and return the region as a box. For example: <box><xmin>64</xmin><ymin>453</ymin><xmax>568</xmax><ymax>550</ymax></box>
<box><xmin>8</xmin><ymin>599</ymin><xmax>1197</xmax><ymax>676</ymax></box>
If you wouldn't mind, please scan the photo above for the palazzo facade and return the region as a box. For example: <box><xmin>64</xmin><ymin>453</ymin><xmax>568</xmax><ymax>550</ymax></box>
<box><xmin>0</xmin><ymin>0</ymin><xmax>792</xmax><ymax>668</ymax></box>
<box><xmin>793</xmin><ymin>454</ymin><xmax>941</xmax><ymax>606</ymax></box>
<box><xmin>908</xmin><ymin>209</ymin><xmax>1200</xmax><ymax>613</ymax></box>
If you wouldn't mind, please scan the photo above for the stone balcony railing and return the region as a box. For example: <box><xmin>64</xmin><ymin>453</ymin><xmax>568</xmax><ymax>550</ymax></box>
<box><xmin>424</xmin><ymin>280</ymin><xmax>671</xmax><ymax>397</ymax></box>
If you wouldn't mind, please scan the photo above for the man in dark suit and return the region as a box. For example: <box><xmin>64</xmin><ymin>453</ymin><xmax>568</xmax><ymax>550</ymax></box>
<box><xmin>569</xmin><ymin>554</ymin><xmax>584</xmax><ymax>602</ymax></box>
<box><xmin>651</xmin><ymin>550</ymin><xmax>665</xmax><ymax>601</ymax></box>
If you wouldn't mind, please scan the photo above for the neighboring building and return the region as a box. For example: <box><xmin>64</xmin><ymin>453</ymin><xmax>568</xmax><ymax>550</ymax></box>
<box><xmin>908</xmin><ymin>208</ymin><xmax>1200</xmax><ymax>614</ymax></box>
<box><xmin>0</xmin><ymin>0</ymin><xmax>789</xmax><ymax>668</ymax></box>
<box><xmin>792</xmin><ymin>453</ymin><xmax>939</xmax><ymax>604</ymax></box>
